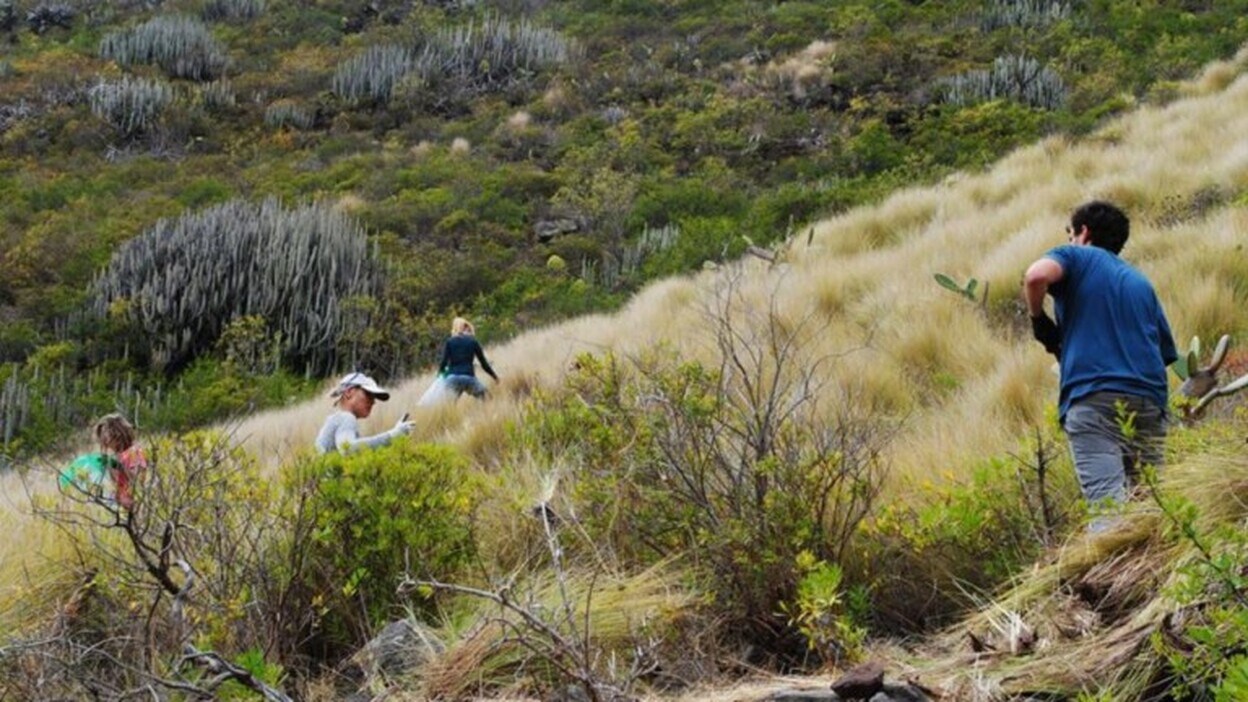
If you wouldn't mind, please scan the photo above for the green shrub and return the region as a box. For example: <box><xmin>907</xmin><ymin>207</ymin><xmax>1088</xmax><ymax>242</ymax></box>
<box><xmin>511</xmin><ymin>277</ymin><xmax>894</xmax><ymax>661</ymax></box>
<box><xmin>292</xmin><ymin>441</ymin><xmax>479</xmax><ymax>651</ymax></box>
<box><xmin>855</xmin><ymin>428</ymin><xmax>1081</xmax><ymax>632</ymax></box>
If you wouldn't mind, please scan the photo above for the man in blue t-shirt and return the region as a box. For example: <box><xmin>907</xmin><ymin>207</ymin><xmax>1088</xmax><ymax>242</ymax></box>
<box><xmin>1022</xmin><ymin>201</ymin><xmax>1178</xmax><ymax>531</ymax></box>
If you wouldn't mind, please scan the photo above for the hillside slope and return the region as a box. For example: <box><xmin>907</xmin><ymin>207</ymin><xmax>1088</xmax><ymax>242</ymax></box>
<box><xmin>5</xmin><ymin>36</ymin><xmax>1248</xmax><ymax>702</ymax></box>
<box><xmin>236</xmin><ymin>46</ymin><xmax>1248</xmax><ymax>484</ymax></box>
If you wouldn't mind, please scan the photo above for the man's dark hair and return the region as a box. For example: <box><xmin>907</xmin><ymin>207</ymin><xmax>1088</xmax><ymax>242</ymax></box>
<box><xmin>1071</xmin><ymin>200</ymin><xmax>1130</xmax><ymax>254</ymax></box>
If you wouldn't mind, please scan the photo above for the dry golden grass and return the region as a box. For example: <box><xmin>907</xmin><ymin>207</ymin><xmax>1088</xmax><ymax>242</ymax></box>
<box><xmin>905</xmin><ymin>446</ymin><xmax>1248</xmax><ymax>700</ymax></box>
<box><xmin>417</xmin><ymin>562</ymin><xmax>699</xmax><ymax>700</ymax></box>
<box><xmin>5</xmin><ymin>44</ymin><xmax>1248</xmax><ymax>702</ymax></box>
<box><xmin>118</xmin><ymin>51</ymin><xmax>1248</xmax><ymax>510</ymax></box>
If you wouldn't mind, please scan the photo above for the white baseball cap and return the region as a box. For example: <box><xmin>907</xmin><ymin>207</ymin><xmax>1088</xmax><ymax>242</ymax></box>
<box><xmin>329</xmin><ymin>372</ymin><xmax>391</xmax><ymax>401</ymax></box>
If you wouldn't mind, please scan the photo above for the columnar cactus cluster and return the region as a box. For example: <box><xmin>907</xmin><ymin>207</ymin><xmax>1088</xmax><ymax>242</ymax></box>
<box><xmin>413</xmin><ymin>14</ymin><xmax>575</xmax><ymax>90</ymax></box>
<box><xmin>99</xmin><ymin>15</ymin><xmax>228</xmax><ymax>81</ymax></box>
<box><xmin>90</xmin><ymin>198</ymin><xmax>381</xmax><ymax>374</ymax></box>
<box><xmin>332</xmin><ymin>16</ymin><xmax>576</xmax><ymax>106</ymax></box>
<box><xmin>200</xmin><ymin>0</ymin><xmax>265</xmax><ymax>22</ymax></box>
<box><xmin>198</xmin><ymin>79</ymin><xmax>236</xmax><ymax>111</ymax></box>
<box><xmin>264</xmin><ymin>100</ymin><xmax>313</xmax><ymax>129</ymax></box>
<box><xmin>332</xmin><ymin>44</ymin><xmax>414</xmax><ymax>104</ymax></box>
<box><xmin>0</xmin><ymin>0</ymin><xmax>16</xmax><ymax>34</ymax></box>
<box><xmin>981</xmin><ymin>0</ymin><xmax>1071</xmax><ymax>31</ymax></box>
<box><xmin>939</xmin><ymin>54</ymin><xmax>1066</xmax><ymax>110</ymax></box>
<box><xmin>0</xmin><ymin>365</ymin><xmax>161</xmax><ymax>456</ymax></box>
<box><xmin>581</xmin><ymin>223</ymin><xmax>682</xmax><ymax>290</ymax></box>
<box><xmin>0</xmin><ymin>371</ymin><xmax>30</xmax><ymax>452</ymax></box>
<box><xmin>88</xmin><ymin>75</ymin><xmax>175</xmax><ymax>139</ymax></box>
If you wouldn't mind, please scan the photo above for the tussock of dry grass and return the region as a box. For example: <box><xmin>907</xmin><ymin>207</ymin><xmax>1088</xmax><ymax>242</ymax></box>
<box><xmin>902</xmin><ymin>448</ymin><xmax>1248</xmax><ymax>700</ymax></box>
<box><xmin>417</xmin><ymin>562</ymin><xmax>698</xmax><ymax>700</ymax></box>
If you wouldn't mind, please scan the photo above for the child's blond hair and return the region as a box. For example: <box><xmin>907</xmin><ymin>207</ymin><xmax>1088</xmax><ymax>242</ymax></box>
<box><xmin>94</xmin><ymin>414</ymin><xmax>136</xmax><ymax>454</ymax></box>
<box><xmin>451</xmin><ymin>317</ymin><xmax>474</xmax><ymax>335</ymax></box>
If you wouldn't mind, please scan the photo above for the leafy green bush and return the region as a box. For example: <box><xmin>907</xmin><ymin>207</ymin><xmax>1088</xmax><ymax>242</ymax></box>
<box><xmin>855</xmin><ymin>428</ymin><xmax>1081</xmax><ymax>632</ymax></box>
<box><xmin>291</xmin><ymin>441</ymin><xmax>479</xmax><ymax>651</ymax></box>
<box><xmin>517</xmin><ymin>348</ymin><xmax>890</xmax><ymax>660</ymax></box>
<box><xmin>510</xmin><ymin>271</ymin><xmax>893</xmax><ymax>661</ymax></box>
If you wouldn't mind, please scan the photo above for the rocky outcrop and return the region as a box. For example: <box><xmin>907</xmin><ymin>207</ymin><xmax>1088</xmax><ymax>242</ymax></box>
<box><xmin>346</xmin><ymin>618</ymin><xmax>444</xmax><ymax>693</ymax></box>
<box><xmin>765</xmin><ymin>661</ymin><xmax>933</xmax><ymax>702</ymax></box>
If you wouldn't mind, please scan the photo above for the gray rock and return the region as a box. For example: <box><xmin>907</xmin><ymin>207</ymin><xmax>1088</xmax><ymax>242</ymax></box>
<box><xmin>351</xmin><ymin>617</ymin><xmax>444</xmax><ymax>684</ymax></box>
<box><xmin>534</xmin><ymin>217</ymin><xmax>582</xmax><ymax>242</ymax></box>
<box><xmin>831</xmin><ymin>661</ymin><xmax>885</xmax><ymax>700</ymax></box>
<box><xmin>868</xmin><ymin>683</ymin><xmax>930</xmax><ymax>702</ymax></box>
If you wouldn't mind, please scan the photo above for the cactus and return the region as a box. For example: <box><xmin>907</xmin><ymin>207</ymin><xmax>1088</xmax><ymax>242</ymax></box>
<box><xmin>89</xmin><ymin>76</ymin><xmax>175</xmax><ymax>140</ymax></box>
<box><xmin>0</xmin><ymin>0</ymin><xmax>17</xmax><ymax>34</ymax></box>
<box><xmin>334</xmin><ymin>16</ymin><xmax>576</xmax><ymax>107</ymax></box>
<box><xmin>0</xmin><ymin>363</ymin><xmax>168</xmax><ymax>458</ymax></box>
<box><xmin>264</xmin><ymin>99</ymin><xmax>313</xmax><ymax>129</ymax></box>
<box><xmin>934</xmin><ymin>273</ymin><xmax>989</xmax><ymax>309</ymax></box>
<box><xmin>198</xmin><ymin>79</ymin><xmax>236</xmax><ymax>112</ymax></box>
<box><xmin>411</xmin><ymin>15</ymin><xmax>576</xmax><ymax>98</ymax></box>
<box><xmin>26</xmin><ymin>2</ymin><xmax>75</xmax><ymax>34</ymax></box>
<box><xmin>332</xmin><ymin>44</ymin><xmax>414</xmax><ymax>104</ymax></box>
<box><xmin>90</xmin><ymin>198</ymin><xmax>381</xmax><ymax>374</ymax></box>
<box><xmin>99</xmin><ymin>15</ymin><xmax>228</xmax><ymax>81</ymax></box>
<box><xmin>939</xmin><ymin>54</ymin><xmax>1066</xmax><ymax>111</ymax></box>
<box><xmin>981</xmin><ymin>0</ymin><xmax>1070</xmax><ymax>31</ymax></box>
<box><xmin>200</xmin><ymin>0</ymin><xmax>265</xmax><ymax>22</ymax></box>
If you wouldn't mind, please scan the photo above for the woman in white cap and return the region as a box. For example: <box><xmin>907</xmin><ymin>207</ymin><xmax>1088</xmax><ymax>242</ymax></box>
<box><xmin>314</xmin><ymin>372</ymin><xmax>415</xmax><ymax>454</ymax></box>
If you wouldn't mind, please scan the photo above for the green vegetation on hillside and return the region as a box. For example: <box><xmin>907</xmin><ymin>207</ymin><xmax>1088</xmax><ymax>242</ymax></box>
<box><xmin>3</xmin><ymin>0</ymin><xmax>1248</xmax><ymax>456</ymax></box>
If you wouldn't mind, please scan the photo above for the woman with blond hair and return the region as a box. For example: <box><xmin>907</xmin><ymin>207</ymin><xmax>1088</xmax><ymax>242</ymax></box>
<box><xmin>436</xmin><ymin>317</ymin><xmax>499</xmax><ymax>400</ymax></box>
<box><xmin>314</xmin><ymin>372</ymin><xmax>414</xmax><ymax>454</ymax></box>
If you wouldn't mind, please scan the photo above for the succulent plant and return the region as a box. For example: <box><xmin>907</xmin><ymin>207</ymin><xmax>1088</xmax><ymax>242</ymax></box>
<box><xmin>200</xmin><ymin>0</ymin><xmax>265</xmax><ymax>22</ymax></box>
<box><xmin>981</xmin><ymin>0</ymin><xmax>1071</xmax><ymax>31</ymax></box>
<box><xmin>90</xmin><ymin>198</ymin><xmax>381</xmax><ymax>374</ymax></box>
<box><xmin>332</xmin><ymin>15</ymin><xmax>577</xmax><ymax>107</ymax></box>
<box><xmin>939</xmin><ymin>54</ymin><xmax>1066</xmax><ymax>111</ymax></box>
<box><xmin>89</xmin><ymin>75</ymin><xmax>175</xmax><ymax>140</ymax></box>
<box><xmin>99</xmin><ymin>15</ymin><xmax>228</xmax><ymax>81</ymax></box>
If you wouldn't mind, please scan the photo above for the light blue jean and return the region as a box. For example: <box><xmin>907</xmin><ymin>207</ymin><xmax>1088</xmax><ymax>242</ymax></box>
<box><xmin>1063</xmin><ymin>391</ymin><xmax>1167</xmax><ymax>531</ymax></box>
<box><xmin>444</xmin><ymin>374</ymin><xmax>488</xmax><ymax>399</ymax></box>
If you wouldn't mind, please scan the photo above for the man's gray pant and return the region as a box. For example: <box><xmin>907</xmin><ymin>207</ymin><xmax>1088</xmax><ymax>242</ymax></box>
<box><xmin>1063</xmin><ymin>391</ymin><xmax>1167</xmax><ymax>513</ymax></box>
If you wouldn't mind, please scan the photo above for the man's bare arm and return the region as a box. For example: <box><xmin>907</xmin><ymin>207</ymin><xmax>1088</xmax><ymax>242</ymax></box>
<box><xmin>1022</xmin><ymin>258</ymin><xmax>1063</xmax><ymax>316</ymax></box>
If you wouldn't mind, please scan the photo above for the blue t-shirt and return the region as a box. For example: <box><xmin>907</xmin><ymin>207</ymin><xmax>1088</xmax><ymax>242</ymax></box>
<box><xmin>1045</xmin><ymin>245</ymin><xmax>1177</xmax><ymax>421</ymax></box>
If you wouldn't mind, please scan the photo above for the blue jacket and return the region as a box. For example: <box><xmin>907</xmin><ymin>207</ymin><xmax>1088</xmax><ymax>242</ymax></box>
<box><xmin>1046</xmin><ymin>245</ymin><xmax>1177</xmax><ymax>421</ymax></box>
<box><xmin>439</xmin><ymin>334</ymin><xmax>497</xmax><ymax>380</ymax></box>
